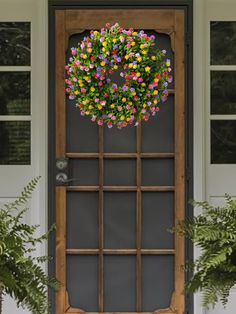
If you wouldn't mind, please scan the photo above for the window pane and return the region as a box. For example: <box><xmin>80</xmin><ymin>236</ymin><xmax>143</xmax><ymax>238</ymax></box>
<box><xmin>142</xmin><ymin>256</ymin><xmax>174</xmax><ymax>311</ymax></box>
<box><xmin>104</xmin><ymin>256</ymin><xmax>136</xmax><ymax>311</ymax></box>
<box><xmin>66</xmin><ymin>192</ymin><xmax>99</xmax><ymax>249</ymax></box>
<box><xmin>67</xmin><ymin>256</ymin><xmax>99</xmax><ymax>311</ymax></box>
<box><xmin>0</xmin><ymin>22</ymin><xmax>30</xmax><ymax>66</ymax></box>
<box><xmin>104</xmin><ymin>159</ymin><xmax>136</xmax><ymax>186</ymax></box>
<box><xmin>211</xmin><ymin>21</ymin><xmax>236</xmax><ymax>65</ymax></box>
<box><xmin>211</xmin><ymin>120</ymin><xmax>236</xmax><ymax>164</ymax></box>
<box><xmin>0</xmin><ymin>72</ymin><xmax>30</xmax><ymax>115</ymax></box>
<box><xmin>0</xmin><ymin>121</ymin><xmax>30</xmax><ymax>165</ymax></box>
<box><xmin>142</xmin><ymin>159</ymin><xmax>174</xmax><ymax>186</ymax></box>
<box><xmin>211</xmin><ymin>71</ymin><xmax>236</xmax><ymax>114</ymax></box>
<box><xmin>104</xmin><ymin>192</ymin><xmax>136</xmax><ymax>249</ymax></box>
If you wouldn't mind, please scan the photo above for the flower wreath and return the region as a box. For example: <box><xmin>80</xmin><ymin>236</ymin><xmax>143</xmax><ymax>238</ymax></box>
<box><xmin>65</xmin><ymin>23</ymin><xmax>172</xmax><ymax>129</ymax></box>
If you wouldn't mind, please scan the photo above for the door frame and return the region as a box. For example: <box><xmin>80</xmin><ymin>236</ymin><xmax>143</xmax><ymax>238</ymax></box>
<box><xmin>48</xmin><ymin>1</ymin><xmax>193</xmax><ymax>314</ymax></box>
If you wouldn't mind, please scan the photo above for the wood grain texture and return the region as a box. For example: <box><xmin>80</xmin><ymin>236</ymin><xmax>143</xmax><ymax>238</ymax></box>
<box><xmin>56</xmin><ymin>187</ymin><xmax>66</xmax><ymax>314</ymax></box>
<box><xmin>66</xmin><ymin>9</ymin><xmax>175</xmax><ymax>32</ymax></box>
<box><xmin>172</xmin><ymin>10</ymin><xmax>185</xmax><ymax>314</ymax></box>
<box><xmin>56</xmin><ymin>10</ymin><xmax>66</xmax><ymax>158</ymax></box>
<box><xmin>66</xmin><ymin>153</ymin><xmax>175</xmax><ymax>159</ymax></box>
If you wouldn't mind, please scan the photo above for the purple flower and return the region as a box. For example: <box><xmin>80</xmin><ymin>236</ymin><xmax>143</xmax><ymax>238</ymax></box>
<box><xmin>123</xmin><ymin>86</ymin><xmax>129</xmax><ymax>91</ymax></box>
<box><xmin>112</xmin><ymin>83</ymin><xmax>118</xmax><ymax>89</ymax></box>
<box><xmin>100</xmin><ymin>37</ymin><xmax>104</xmax><ymax>42</ymax></box>
<box><xmin>69</xmin><ymin>95</ymin><xmax>75</xmax><ymax>100</ymax></box>
<box><xmin>116</xmin><ymin>57</ymin><xmax>121</xmax><ymax>62</ymax></box>
<box><xmin>130</xmin><ymin>87</ymin><xmax>135</xmax><ymax>92</ymax></box>
<box><xmin>113</xmin><ymin>44</ymin><xmax>118</xmax><ymax>49</ymax></box>
<box><xmin>150</xmin><ymin>35</ymin><xmax>155</xmax><ymax>40</ymax></box>
<box><xmin>106</xmin><ymin>78</ymin><xmax>111</xmax><ymax>83</ymax></box>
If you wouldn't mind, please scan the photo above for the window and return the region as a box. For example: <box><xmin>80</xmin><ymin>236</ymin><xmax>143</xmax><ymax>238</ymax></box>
<box><xmin>0</xmin><ymin>22</ymin><xmax>31</xmax><ymax>165</ymax></box>
<box><xmin>210</xmin><ymin>21</ymin><xmax>236</xmax><ymax>164</ymax></box>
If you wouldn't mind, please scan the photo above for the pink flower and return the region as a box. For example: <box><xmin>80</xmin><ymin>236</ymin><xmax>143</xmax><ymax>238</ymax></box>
<box><xmin>111</xmin><ymin>116</ymin><xmax>116</xmax><ymax>120</ymax></box>
<box><xmin>81</xmin><ymin>88</ymin><xmax>87</xmax><ymax>93</ymax></box>
<box><xmin>107</xmin><ymin>121</ymin><xmax>113</xmax><ymax>128</ymax></box>
<box><xmin>91</xmin><ymin>115</ymin><xmax>97</xmax><ymax>122</ymax></box>
<box><xmin>95</xmin><ymin>98</ymin><xmax>99</xmax><ymax>103</ymax></box>
<box><xmin>144</xmin><ymin>113</ymin><xmax>149</xmax><ymax>121</ymax></box>
<box><xmin>71</xmin><ymin>48</ymin><xmax>77</xmax><ymax>55</ymax></box>
<box><xmin>100</xmin><ymin>100</ymin><xmax>106</xmax><ymax>106</ymax></box>
<box><xmin>132</xmin><ymin>108</ymin><xmax>136</xmax><ymax>113</ymax></box>
<box><xmin>141</xmin><ymin>108</ymin><xmax>146</xmax><ymax>113</ymax></box>
<box><xmin>98</xmin><ymin>119</ymin><xmax>103</xmax><ymax>126</ymax></box>
<box><xmin>138</xmin><ymin>78</ymin><xmax>143</xmax><ymax>82</ymax></box>
<box><xmin>118</xmin><ymin>106</ymin><xmax>122</xmax><ymax>111</ymax></box>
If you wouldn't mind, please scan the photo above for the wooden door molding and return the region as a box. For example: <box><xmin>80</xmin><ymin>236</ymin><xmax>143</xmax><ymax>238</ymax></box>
<box><xmin>55</xmin><ymin>8</ymin><xmax>185</xmax><ymax>314</ymax></box>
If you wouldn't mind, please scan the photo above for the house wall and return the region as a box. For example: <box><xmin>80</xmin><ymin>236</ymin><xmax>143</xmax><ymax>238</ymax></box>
<box><xmin>0</xmin><ymin>0</ymin><xmax>235</xmax><ymax>313</ymax></box>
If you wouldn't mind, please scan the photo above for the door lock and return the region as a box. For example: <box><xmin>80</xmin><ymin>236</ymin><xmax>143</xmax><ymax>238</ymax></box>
<box><xmin>56</xmin><ymin>172</ymin><xmax>68</xmax><ymax>184</ymax></box>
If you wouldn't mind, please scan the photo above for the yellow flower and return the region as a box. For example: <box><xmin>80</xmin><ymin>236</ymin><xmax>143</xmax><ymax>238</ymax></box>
<box><xmin>87</xmin><ymin>48</ymin><xmax>92</xmax><ymax>53</ymax></box>
<box><xmin>122</xmin><ymin>98</ymin><xmax>126</xmax><ymax>103</ymax></box>
<box><xmin>142</xmin><ymin>50</ymin><xmax>147</xmax><ymax>55</ymax></box>
<box><xmin>128</xmin><ymin>101</ymin><xmax>133</xmax><ymax>106</ymax></box>
<box><xmin>153</xmin><ymin>99</ymin><xmax>158</xmax><ymax>104</ymax></box>
<box><xmin>133</xmin><ymin>64</ymin><xmax>137</xmax><ymax>69</ymax></box>
<box><xmin>88</xmin><ymin>105</ymin><xmax>94</xmax><ymax>110</ymax></box>
<box><xmin>113</xmin><ymin>38</ymin><xmax>117</xmax><ymax>43</ymax></box>
<box><xmin>126</xmin><ymin>117</ymin><xmax>130</xmax><ymax>122</ymax></box>
<box><xmin>141</xmin><ymin>83</ymin><xmax>146</xmax><ymax>87</ymax></box>
<box><xmin>153</xmin><ymin>90</ymin><xmax>159</xmax><ymax>95</ymax></box>
<box><xmin>136</xmin><ymin>72</ymin><xmax>141</xmax><ymax>77</ymax></box>
<box><xmin>131</xmin><ymin>41</ymin><xmax>135</xmax><ymax>46</ymax></box>
<box><xmin>100</xmin><ymin>61</ymin><xmax>105</xmax><ymax>66</ymax></box>
<box><xmin>102</xmin><ymin>41</ymin><xmax>107</xmax><ymax>47</ymax></box>
<box><xmin>132</xmin><ymin>31</ymin><xmax>137</xmax><ymax>36</ymax></box>
<box><xmin>140</xmin><ymin>44</ymin><xmax>145</xmax><ymax>49</ymax></box>
<box><xmin>143</xmin><ymin>104</ymin><xmax>147</xmax><ymax>108</ymax></box>
<box><xmin>128</xmin><ymin>63</ymin><xmax>133</xmax><ymax>69</ymax></box>
<box><xmin>78</xmin><ymin>79</ymin><xmax>82</xmax><ymax>84</ymax></box>
<box><xmin>166</xmin><ymin>60</ymin><xmax>171</xmax><ymax>67</ymax></box>
<box><xmin>90</xmin><ymin>87</ymin><xmax>95</xmax><ymax>92</ymax></box>
<box><xmin>94</xmin><ymin>31</ymin><xmax>99</xmax><ymax>36</ymax></box>
<box><xmin>137</xmin><ymin>57</ymin><xmax>142</xmax><ymax>62</ymax></box>
<box><xmin>154</xmin><ymin>78</ymin><xmax>159</xmax><ymax>83</ymax></box>
<box><xmin>151</xmin><ymin>56</ymin><xmax>157</xmax><ymax>61</ymax></box>
<box><xmin>110</xmin><ymin>104</ymin><xmax>115</xmax><ymax>109</ymax></box>
<box><xmin>74</xmin><ymin>90</ymin><xmax>79</xmax><ymax>95</ymax></box>
<box><xmin>131</xmin><ymin>92</ymin><xmax>136</xmax><ymax>96</ymax></box>
<box><xmin>102</xmin><ymin>47</ymin><xmax>106</xmax><ymax>52</ymax></box>
<box><xmin>85</xmin><ymin>111</ymin><xmax>90</xmax><ymax>115</ymax></box>
<box><xmin>113</xmin><ymin>64</ymin><xmax>118</xmax><ymax>70</ymax></box>
<box><xmin>84</xmin><ymin>76</ymin><xmax>89</xmax><ymax>81</ymax></box>
<box><xmin>145</xmin><ymin>66</ymin><xmax>151</xmax><ymax>72</ymax></box>
<box><xmin>125</xmin><ymin>55</ymin><xmax>129</xmax><ymax>60</ymax></box>
<box><xmin>82</xmin><ymin>54</ymin><xmax>87</xmax><ymax>59</ymax></box>
<box><xmin>120</xmin><ymin>115</ymin><xmax>125</xmax><ymax>121</ymax></box>
<box><xmin>97</xmin><ymin>104</ymin><xmax>103</xmax><ymax>110</ymax></box>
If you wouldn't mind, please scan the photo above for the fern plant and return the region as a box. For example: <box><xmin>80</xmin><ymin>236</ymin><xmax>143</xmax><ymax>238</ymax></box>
<box><xmin>0</xmin><ymin>178</ymin><xmax>59</xmax><ymax>314</ymax></box>
<box><xmin>175</xmin><ymin>195</ymin><xmax>236</xmax><ymax>308</ymax></box>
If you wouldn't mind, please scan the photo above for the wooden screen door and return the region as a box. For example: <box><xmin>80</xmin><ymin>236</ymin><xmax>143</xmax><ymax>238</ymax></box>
<box><xmin>55</xmin><ymin>8</ymin><xmax>185</xmax><ymax>314</ymax></box>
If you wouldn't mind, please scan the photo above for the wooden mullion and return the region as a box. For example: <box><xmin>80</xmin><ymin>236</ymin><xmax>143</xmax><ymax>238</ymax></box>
<box><xmin>66</xmin><ymin>249</ymin><xmax>175</xmax><ymax>255</ymax></box>
<box><xmin>98</xmin><ymin>126</ymin><xmax>104</xmax><ymax>313</ymax></box>
<box><xmin>141</xmin><ymin>186</ymin><xmax>175</xmax><ymax>192</ymax></box>
<box><xmin>66</xmin><ymin>152</ymin><xmax>175</xmax><ymax>159</ymax></box>
<box><xmin>136</xmin><ymin>124</ymin><xmax>142</xmax><ymax>312</ymax></box>
<box><xmin>67</xmin><ymin>186</ymin><xmax>174</xmax><ymax>192</ymax></box>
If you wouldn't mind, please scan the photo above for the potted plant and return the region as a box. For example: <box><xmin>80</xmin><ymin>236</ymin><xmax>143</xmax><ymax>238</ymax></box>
<box><xmin>175</xmin><ymin>195</ymin><xmax>236</xmax><ymax>308</ymax></box>
<box><xmin>0</xmin><ymin>178</ymin><xmax>59</xmax><ymax>314</ymax></box>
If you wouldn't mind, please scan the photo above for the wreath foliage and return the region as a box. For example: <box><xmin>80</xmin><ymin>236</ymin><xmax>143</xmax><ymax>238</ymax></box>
<box><xmin>65</xmin><ymin>23</ymin><xmax>172</xmax><ymax>128</ymax></box>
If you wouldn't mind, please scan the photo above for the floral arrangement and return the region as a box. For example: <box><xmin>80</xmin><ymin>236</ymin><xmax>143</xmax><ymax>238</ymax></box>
<box><xmin>65</xmin><ymin>23</ymin><xmax>172</xmax><ymax>128</ymax></box>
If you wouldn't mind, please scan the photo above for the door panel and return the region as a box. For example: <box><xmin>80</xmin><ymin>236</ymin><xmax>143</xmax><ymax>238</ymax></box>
<box><xmin>55</xmin><ymin>8</ymin><xmax>185</xmax><ymax>314</ymax></box>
